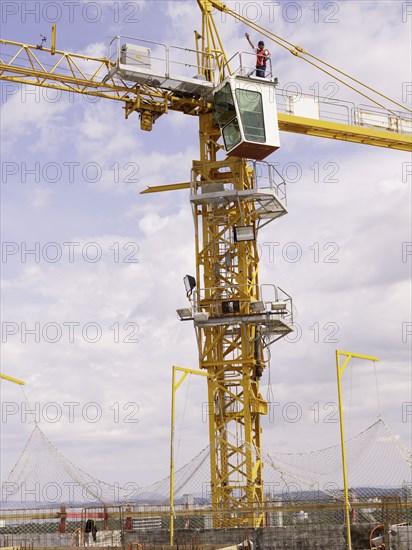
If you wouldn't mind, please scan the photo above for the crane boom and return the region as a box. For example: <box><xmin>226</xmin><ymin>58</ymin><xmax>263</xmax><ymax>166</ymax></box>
<box><xmin>277</xmin><ymin>113</ymin><xmax>411</xmax><ymax>151</ymax></box>
<box><xmin>1</xmin><ymin>38</ymin><xmax>410</xmax><ymax>150</ymax></box>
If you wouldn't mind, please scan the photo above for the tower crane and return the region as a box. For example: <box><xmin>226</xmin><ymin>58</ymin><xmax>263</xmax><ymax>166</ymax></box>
<box><xmin>1</xmin><ymin>0</ymin><xmax>411</xmax><ymax>531</ymax></box>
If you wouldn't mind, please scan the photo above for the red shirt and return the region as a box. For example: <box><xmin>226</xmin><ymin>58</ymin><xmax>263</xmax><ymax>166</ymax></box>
<box><xmin>256</xmin><ymin>47</ymin><xmax>270</xmax><ymax>67</ymax></box>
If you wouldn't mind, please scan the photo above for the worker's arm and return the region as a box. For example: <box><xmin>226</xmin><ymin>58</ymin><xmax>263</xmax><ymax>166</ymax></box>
<box><xmin>245</xmin><ymin>33</ymin><xmax>254</xmax><ymax>50</ymax></box>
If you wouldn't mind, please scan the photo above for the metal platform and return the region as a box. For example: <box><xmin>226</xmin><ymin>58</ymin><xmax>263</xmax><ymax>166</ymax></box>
<box><xmin>106</xmin><ymin>36</ymin><xmax>217</xmax><ymax>98</ymax></box>
<box><xmin>107</xmin><ymin>63</ymin><xmax>215</xmax><ymax>97</ymax></box>
<box><xmin>190</xmin><ymin>187</ymin><xmax>287</xmax><ymax>222</ymax></box>
<box><xmin>193</xmin><ymin>312</ymin><xmax>293</xmax><ymax>336</ymax></box>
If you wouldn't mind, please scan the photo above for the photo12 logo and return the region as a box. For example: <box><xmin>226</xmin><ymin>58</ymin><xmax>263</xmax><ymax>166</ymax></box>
<box><xmin>1</xmin><ymin>321</ymin><xmax>139</xmax><ymax>344</ymax></box>
<box><xmin>1</xmin><ymin>161</ymin><xmax>139</xmax><ymax>185</ymax></box>
<box><xmin>1</xmin><ymin>2</ymin><xmax>141</xmax><ymax>24</ymax></box>
<box><xmin>1</xmin><ymin>480</ymin><xmax>140</xmax><ymax>504</ymax></box>
<box><xmin>2</xmin><ymin>241</ymin><xmax>140</xmax><ymax>264</ymax></box>
<box><xmin>214</xmin><ymin>1</ymin><xmax>340</xmax><ymax>24</ymax></box>
<box><xmin>1</xmin><ymin>401</ymin><xmax>139</xmax><ymax>424</ymax></box>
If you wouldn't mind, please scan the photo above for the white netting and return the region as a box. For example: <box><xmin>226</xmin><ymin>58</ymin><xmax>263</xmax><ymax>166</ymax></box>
<box><xmin>2</xmin><ymin>419</ymin><xmax>411</xmax><ymax>507</ymax></box>
<box><xmin>263</xmin><ymin>419</ymin><xmax>412</xmax><ymax>501</ymax></box>
<box><xmin>1</xmin><ymin>425</ymin><xmax>137</xmax><ymax>507</ymax></box>
<box><xmin>138</xmin><ymin>418</ymin><xmax>411</xmax><ymax>504</ymax></box>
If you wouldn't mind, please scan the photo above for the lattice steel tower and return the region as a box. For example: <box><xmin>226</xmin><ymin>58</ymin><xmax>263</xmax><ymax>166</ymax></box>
<box><xmin>183</xmin><ymin>1</ymin><xmax>294</xmax><ymax>526</ymax></box>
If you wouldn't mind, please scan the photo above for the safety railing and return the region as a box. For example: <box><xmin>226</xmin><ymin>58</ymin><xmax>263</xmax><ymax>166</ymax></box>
<box><xmin>193</xmin><ymin>283</ymin><xmax>259</xmax><ymax>317</ymax></box>
<box><xmin>169</xmin><ymin>45</ymin><xmax>217</xmax><ymax>83</ymax></box>
<box><xmin>252</xmin><ymin>160</ymin><xmax>287</xmax><ymax>206</ymax></box>
<box><xmin>108</xmin><ymin>35</ymin><xmax>218</xmax><ymax>85</ymax></box>
<box><xmin>355</xmin><ymin>103</ymin><xmax>412</xmax><ymax>134</ymax></box>
<box><xmin>192</xmin><ymin>283</ymin><xmax>293</xmax><ymax>324</ymax></box>
<box><xmin>224</xmin><ymin>51</ymin><xmax>274</xmax><ymax>80</ymax></box>
<box><xmin>190</xmin><ymin>160</ymin><xmax>287</xmax><ymax>209</ymax></box>
<box><xmin>109</xmin><ymin>35</ymin><xmax>168</xmax><ymax>75</ymax></box>
<box><xmin>276</xmin><ymin>87</ymin><xmax>412</xmax><ymax>136</ymax></box>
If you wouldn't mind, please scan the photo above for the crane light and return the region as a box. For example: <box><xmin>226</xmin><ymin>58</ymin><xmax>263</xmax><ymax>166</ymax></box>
<box><xmin>183</xmin><ymin>275</ymin><xmax>196</xmax><ymax>297</ymax></box>
<box><xmin>250</xmin><ymin>301</ymin><xmax>265</xmax><ymax>313</ymax></box>
<box><xmin>176</xmin><ymin>308</ymin><xmax>193</xmax><ymax>320</ymax></box>
<box><xmin>271</xmin><ymin>302</ymin><xmax>287</xmax><ymax>312</ymax></box>
<box><xmin>233</xmin><ymin>225</ymin><xmax>255</xmax><ymax>242</ymax></box>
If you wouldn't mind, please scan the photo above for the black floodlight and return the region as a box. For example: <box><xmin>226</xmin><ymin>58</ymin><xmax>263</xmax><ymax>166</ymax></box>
<box><xmin>184</xmin><ymin>275</ymin><xmax>196</xmax><ymax>297</ymax></box>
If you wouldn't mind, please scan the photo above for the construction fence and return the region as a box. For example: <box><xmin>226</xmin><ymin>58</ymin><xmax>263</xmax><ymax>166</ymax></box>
<box><xmin>0</xmin><ymin>498</ymin><xmax>411</xmax><ymax>550</ymax></box>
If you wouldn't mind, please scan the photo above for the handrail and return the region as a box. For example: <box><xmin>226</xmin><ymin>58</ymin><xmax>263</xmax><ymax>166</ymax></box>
<box><xmin>222</xmin><ymin>51</ymin><xmax>274</xmax><ymax>80</ymax></box>
<box><xmin>109</xmin><ymin>36</ymin><xmax>219</xmax><ymax>83</ymax></box>
<box><xmin>276</xmin><ymin>88</ymin><xmax>412</xmax><ymax>136</ymax></box>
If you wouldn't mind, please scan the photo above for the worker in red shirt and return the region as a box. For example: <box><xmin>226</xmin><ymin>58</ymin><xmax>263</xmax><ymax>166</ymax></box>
<box><xmin>245</xmin><ymin>33</ymin><xmax>271</xmax><ymax>78</ymax></box>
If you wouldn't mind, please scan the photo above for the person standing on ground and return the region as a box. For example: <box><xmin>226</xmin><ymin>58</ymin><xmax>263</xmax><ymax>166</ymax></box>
<box><xmin>245</xmin><ymin>33</ymin><xmax>271</xmax><ymax>77</ymax></box>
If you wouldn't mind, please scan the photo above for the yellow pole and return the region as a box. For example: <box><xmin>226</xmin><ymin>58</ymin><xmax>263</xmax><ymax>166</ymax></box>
<box><xmin>0</xmin><ymin>373</ymin><xmax>25</xmax><ymax>385</ymax></box>
<box><xmin>51</xmin><ymin>24</ymin><xmax>56</xmax><ymax>55</ymax></box>
<box><xmin>335</xmin><ymin>350</ymin><xmax>379</xmax><ymax>550</ymax></box>
<box><xmin>169</xmin><ymin>366</ymin><xmax>210</xmax><ymax>546</ymax></box>
<box><xmin>170</xmin><ymin>366</ymin><xmax>177</xmax><ymax>547</ymax></box>
<box><xmin>336</xmin><ymin>351</ymin><xmax>352</xmax><ymax>550</ymax></box>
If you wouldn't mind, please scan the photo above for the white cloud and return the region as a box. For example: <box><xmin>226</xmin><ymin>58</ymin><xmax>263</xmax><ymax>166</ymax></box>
<box><xmin>30</xmin><ymin>187</ymin><xmax>54</xmax><ymax>208</ymax></box>
<box><xmin>1</xmin><ymin>0</ymin><xmax>411</xmax><ymax>490</ymax></box>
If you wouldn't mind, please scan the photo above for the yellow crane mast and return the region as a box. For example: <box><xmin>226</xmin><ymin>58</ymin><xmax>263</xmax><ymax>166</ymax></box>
<box><xmin>1</xmin><ymin>0</ymin><xmax>410</xmax><ymax>531</ymax></box>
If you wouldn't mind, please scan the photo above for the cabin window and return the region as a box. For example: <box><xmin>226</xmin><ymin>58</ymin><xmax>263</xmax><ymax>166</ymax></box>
<box><xmin>222</xmin><ymin>118</ymin><xmax>242</xmax><ymax>150</ymax></box>
<box><xmin>235</xmin><ymin>89</ymin><xmax>266</xmax><ymax>143</ymax></box>
<box><xmin>213</xmin><ymin>82</ymin><xmax>236</xmax><ymax>126</ymax></box>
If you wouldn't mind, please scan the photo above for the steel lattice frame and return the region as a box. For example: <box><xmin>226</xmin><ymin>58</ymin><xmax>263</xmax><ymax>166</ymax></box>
<box><xmin>191</xmin><ymin>115</ymin><xmax>274</xmax><ymax>526</ymax></box>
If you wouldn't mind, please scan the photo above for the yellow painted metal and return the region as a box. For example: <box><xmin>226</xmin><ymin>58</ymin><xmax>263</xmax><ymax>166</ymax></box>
<box><xmin>278</xmin><ymin>113</ymin><xmax>412</xmax><ymax>152</ymax></box>
<box><xmin>0</xmin><ymin>373</ymin><xmax>25</xmax><ymax>385</ymax></box>
<box><xmin>0</xmin><ymin>38</ymin><xmax>410</xmax><ymax>150</ymax></box>
<box><xmin>196</xmin><ymin>0</ymin><xmax>229</xmax><ymax>83</ymax></box>
<box><xmin>51</xmin><ymin>24</ymin><xmax>56</xmax><ymax>55</ymax></box>
<box><xmin>170</xmin><ymin>366</ymin><xmax>210</xmax><ymax>545</ymax></box>
<box><xmin>192</xmin><ymin>127</ymin><xmax>267</xmax><ymax>527</ymax></box>
<box><xmin>191</xmin><ymin>4</ymin><xmax>271</xmax><ymax>527</ymax></box>
<box><xmin>335</xmin><ymin>350</ymin><xmax>380</xmax><ymax>550</ymax></box>
<box><xmin>0</xmin><ymin>38</ymin><xmax>211</xmax><ymax>118</ymax></box>
<box><xmin>140</xmin><ymin>182</ymin><xmax>191</xmax><ymax>195</ymax></box>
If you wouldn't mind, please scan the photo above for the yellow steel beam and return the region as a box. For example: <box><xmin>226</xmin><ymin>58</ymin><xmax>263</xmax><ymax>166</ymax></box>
<box><xmin>0</xmin><ymin>373</ymin><xmax>25</xmax><ymax>385</ymax></box>
<box><xmin>278</xmin><ymin>113</ymin><xmax>412</xmax><ymax>151</ymax></box>
<box><xmin>0</xmin><ymin>38</ymin><xmax>211</xmax><ymax>116</ymax></box>
<box><xmin>140</xmin><ymin>182</ymin><xmax>191</xmax><ymax>195</ymax></box>
<box><xmin>51</xmin><ymin>24</ymin><xmax>56</xmax><ymax>55</ymax></box>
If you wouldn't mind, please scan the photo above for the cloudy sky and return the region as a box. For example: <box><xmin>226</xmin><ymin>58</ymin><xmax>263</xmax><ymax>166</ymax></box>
<box><xmin>1</xmin><ymin>0</ymin><xmax>411</xmax><ymax>498</ymax></box>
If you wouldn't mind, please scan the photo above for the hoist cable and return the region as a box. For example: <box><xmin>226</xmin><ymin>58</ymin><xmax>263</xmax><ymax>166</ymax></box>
<box><xmin>219</xmin><ymin>4</ymin><xmax>412</xmax><ymax>115</ymax></box>
<box><xmin>373</xmin><ymin>361</ymin><xmax>382</xmax><ymax>419</ymax></box>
